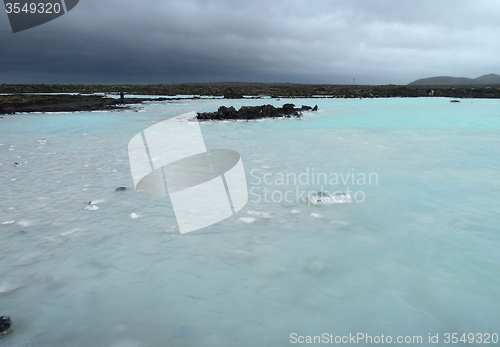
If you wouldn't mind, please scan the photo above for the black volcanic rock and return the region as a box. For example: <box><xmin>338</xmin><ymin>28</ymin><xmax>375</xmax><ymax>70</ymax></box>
<box><xmin>223</xmin><ymin>88</ymin><xmax>243</xmax><ymax>99</ymax></box>
<box><xmin>0</xmin><ymin>316</ymin><xmax>13</xmax><ymax>335</ymax></box>
<box><xmin>197</xmin><ymin>103</ymin><xmax>318</xmax><ymax>121</ymax></box>
<box><xmin>2</xmin><ymin>84</ymin><xmax>500</xmax><ymax>106</ymax></box>
<box><xmin>0</xmin><ymin>94</ymin><xmax>154</xmax><ymax>115</ymax></box>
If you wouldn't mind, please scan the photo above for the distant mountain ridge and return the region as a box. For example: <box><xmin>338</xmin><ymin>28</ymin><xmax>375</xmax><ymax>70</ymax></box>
<box><xmin>408</xmin><ymin>73</ymin><xmax>500</xmax><ymax>86</ymax></box>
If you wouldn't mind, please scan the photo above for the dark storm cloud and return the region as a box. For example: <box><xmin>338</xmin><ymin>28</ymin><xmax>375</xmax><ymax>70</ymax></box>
<box><xmin>1</xmin><ymin>0</ymin><xmax>499</xmax><ymax>84</ymax></box>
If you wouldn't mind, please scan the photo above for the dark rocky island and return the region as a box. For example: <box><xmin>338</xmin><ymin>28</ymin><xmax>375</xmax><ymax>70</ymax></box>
<box><xmin>197</xmin><ymin>104</ymin><xmax>318</xmax><ymax>121</ymax></box>
<box><xmin>0</xmin><ymin>94</ymin><xmax>160</xmax><ymax>115</ymax></box>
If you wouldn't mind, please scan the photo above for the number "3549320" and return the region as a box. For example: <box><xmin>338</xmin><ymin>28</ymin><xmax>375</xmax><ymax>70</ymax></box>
<box><xmin>5</xmin><ymin>2</ymin><xmax>62</xmax><ymax>14</ymax></box>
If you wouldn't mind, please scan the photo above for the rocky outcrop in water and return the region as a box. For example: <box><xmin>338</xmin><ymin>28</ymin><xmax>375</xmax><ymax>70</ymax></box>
<box><xmin>196</xmin><ymin>104</ymin><xmax>318</xmax><ymax>121</ymax></box>
<box><xmin>0</xmin><ymin>316</ymin><xmax>13</xmax><ymax>335</ymax></box>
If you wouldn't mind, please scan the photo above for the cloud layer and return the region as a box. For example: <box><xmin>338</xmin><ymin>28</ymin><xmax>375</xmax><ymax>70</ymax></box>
<box><xmin>1</xmin><ymin>0</ymin><xmax>499</xmax><ymax>84</ymax></box>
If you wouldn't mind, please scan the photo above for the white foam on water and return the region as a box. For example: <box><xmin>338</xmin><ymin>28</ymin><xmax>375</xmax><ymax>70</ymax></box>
<box><xmin>0</xmin><ymin>281</ymin><xmax>23</xmax><ymax>294</ymax></box>
<box><xmin>129</xmin><ymin>213</ymin><xmax>140</xmax><ymax>219</ymax></box>
<box><xmin>165</xmin><ymin>225</ymin><xmax>178</xmax><ymax>233</ymax></box>
<box><xmin>238</xmin><ymin>217</ymin><xmax>256</xmax><ymax>224</ymax></box>
<box><xmin>307</xmin><ymin>260</ymin><xmax>328</xmax><ymax>276</ymax></box>
<box><xmin>84</xmin><ymin>205</ymin><xmax>99</xmax><ymax>211</ymax></box>
<box><xmin>1</xmin><ymin>221</ymin><xmax>15</xmax><ymax>225</ymax></box>
<box><xmin>247</xmin><ymin>210</ymin><xmax>273</xmax><ymax>218</ymax></box>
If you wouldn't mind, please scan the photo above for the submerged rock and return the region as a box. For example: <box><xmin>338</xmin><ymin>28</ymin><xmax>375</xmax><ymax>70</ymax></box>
<box><xmin>0</xmin><ymin>316</ymin><xmax>13</xmax><ymax>335</ymax></box>
<box><xmin>197</xmin><ymin>103</ymin><xmax>318</xmax><ymax>121</ymax></box>
<box><xmin>450</xmin><ymin>99</ymin><xmax>460</xmax><ymax>103</ymax></box>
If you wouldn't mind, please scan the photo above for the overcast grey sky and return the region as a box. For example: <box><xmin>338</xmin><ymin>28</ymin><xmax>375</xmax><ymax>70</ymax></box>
<box><xmin>1</xmin><ymin>0</ymin><xmax>499</xmax><ymax>84</ymax></box>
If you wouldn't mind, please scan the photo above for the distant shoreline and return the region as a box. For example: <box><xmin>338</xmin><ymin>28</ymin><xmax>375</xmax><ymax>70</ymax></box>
<box><xmin>1</xmin><ymin>84</ymin><xmax>500</xmax><ymax>115</ymax></box>
<box><xmin>1</xmin><ymin>83</ymin><xmax>500</xmax><ymax>98</ymax></box>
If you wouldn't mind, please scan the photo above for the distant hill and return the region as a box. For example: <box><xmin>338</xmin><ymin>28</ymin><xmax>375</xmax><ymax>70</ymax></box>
<box><xmin>408</xmin><ymin>73</ymin><xmax>500</xmax><ymax>86</ymax></box>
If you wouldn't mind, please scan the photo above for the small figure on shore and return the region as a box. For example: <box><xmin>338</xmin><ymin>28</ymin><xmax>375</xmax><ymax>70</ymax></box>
<box><xmin>0</xmin><ymin>316</ymin><xmax>13</xmax><ymax>335</ymax></box>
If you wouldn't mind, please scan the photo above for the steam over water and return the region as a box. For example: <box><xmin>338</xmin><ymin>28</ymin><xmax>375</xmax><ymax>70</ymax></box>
<box><xmin>1</xmin><ymin>98</ymin><xmax>500</xmax><ymax>346</ymax></box>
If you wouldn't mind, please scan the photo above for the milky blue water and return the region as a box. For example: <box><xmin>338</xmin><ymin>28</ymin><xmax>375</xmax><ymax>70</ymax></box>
<box><xmin>1</xmin><ymin>98</ymin><xmax>500</xmax><ymax>346</ymax></box>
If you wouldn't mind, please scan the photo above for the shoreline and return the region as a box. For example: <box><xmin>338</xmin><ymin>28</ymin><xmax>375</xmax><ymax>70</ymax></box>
<box><xmin>0</xmin><ymin>94</ymin><xmax>159</xmax><ymax>115</ymax></box>
<box><xmin>1</xmin><ymin>84</ymin><xmax>500</xmax><ymax>115</ymax></box>
<box><xmin>1</xmin><ymin>83</ymin><xmax>500</xmax><ymax>98</ymax></box>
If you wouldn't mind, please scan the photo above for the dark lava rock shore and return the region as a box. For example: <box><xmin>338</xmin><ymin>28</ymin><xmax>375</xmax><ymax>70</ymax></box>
<box><xmin>1</xmin><ymin>83</ymin><xmax>500</xmax><ymax>99</ymax></box>
<box><xmin>2</xmin><ymin>82</ymin><xmax>500</xmax><ymax>115</ymax></box>
<box><xmin>0</xmin><ymin>94</ymin><xmax>156</xmax><ymax>115</ymax></box>
<box><xmin>197</xmin><ymin>104</ymin><xmax>318</xmax><ymax>121</ymax></box>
